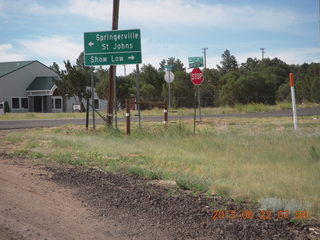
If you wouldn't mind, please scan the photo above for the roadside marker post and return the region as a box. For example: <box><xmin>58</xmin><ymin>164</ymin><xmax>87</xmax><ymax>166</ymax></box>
<box><xmin>125</xmin><ymin>100</ymin><xmax>167</xmax><ymax>135</ymax></box>
<box><xmin>164</xmin><ymin>106</ymin><xmax>168</xmax><ymax>124</ymax></box>
<box><xmin>126</xmin><ymin>98</ymin><xmax>131</xmax><ymax>135</ymax></box>
<box><xmin>289</xmin><ymin>73</ymin><xmax>298</xmax><ymax>129</ymax></box>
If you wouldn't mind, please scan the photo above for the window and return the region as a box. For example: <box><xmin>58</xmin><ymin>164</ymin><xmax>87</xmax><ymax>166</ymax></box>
<box><xmin>12</xmin><ymin>97</ymin><xmax>20</xmax><ymax>109</ymax></box>
<box><xmin>52</xmin><ymin>97</ymin><xmax>62</xmax><ymax>110</ymax></box>
<box><xmin>54</xmin><ymin>98</ymin><xmax>62</xmax><ymax>109</ymax></box>
<box><xmin>94</xmin><ymin>99</ymin><xmax>99</xmax><ymax>110</ymax></box>
<box><xmin>21</xmin><ymin>98</ymin><xmax>29</xmax><ymax>109</ymax></box>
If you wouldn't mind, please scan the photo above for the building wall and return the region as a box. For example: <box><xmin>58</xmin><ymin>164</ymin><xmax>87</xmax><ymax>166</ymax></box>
<box><xmin>65</xmin><ymin>90</ymin><xmax>107</xmax><ymax>113</ymax></box>
<box><xmin>0</xmin><ymin>61</ymin><xmax>58</xmax><ymax>113</ymax></box>
<box><xmin>0</xmin><ymin>61</ymin><xmax>107</xmax><ymax>113</ymax></box>
<box><xmin>44</xmin><ymin>96</ymin><xmax>52</xmax><ymax>113</ymax></box>
<box><xmin>28</xmin><ymin>96</ymin><xmax>34</xmax><ymax>112</ymax></box>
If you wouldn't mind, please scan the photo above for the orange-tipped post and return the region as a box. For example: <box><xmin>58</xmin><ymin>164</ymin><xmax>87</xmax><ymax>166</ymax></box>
<box><xmin>289</xmin><ymin>73</ymin><xmax>294</xmax><ymax>87</ymax></box>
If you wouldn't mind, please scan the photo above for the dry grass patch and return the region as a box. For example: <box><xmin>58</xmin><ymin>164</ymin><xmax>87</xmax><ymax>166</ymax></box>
<box><xmin>1</xmin><ymin>115</ymin><xmax>320</xmax><ymax>219</ymax></box>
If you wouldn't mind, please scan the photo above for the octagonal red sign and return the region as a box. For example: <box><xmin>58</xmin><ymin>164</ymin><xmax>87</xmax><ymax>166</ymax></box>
<box><xmin>190</xmin><ymin>68</ymin><xmax>204</xmax><ymax>85</ymax></box>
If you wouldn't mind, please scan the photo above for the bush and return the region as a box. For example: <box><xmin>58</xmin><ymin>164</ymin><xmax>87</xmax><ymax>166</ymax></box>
<box><xmin>127</xmin><ymin>166</ymin><xmax>166</xmax><ymax>180</ymax></box>
<box><xmin>175</xmin><ymin>174</ymin><xmax>211</xmax><ymax>193</ymax></box>
<box><xmin>276</xmin><ymin>83</ymin><xmax>290</xmax><ymax>102</ymax></box>
<box><xmin>4</xmin><ymin>101</ymin><xmax>10</xmax><ymax>113</ymax></box>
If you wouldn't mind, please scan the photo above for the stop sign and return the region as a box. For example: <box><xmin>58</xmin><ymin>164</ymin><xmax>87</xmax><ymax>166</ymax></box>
<box><xmin>190</xmin><ymin>68</ymin><xmax>204</xmax><ymax>85</ymax></box>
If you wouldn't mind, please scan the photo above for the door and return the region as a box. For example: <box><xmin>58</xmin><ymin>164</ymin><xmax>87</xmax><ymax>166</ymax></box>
<box><xmin>34</xmin><ymin>96</ymin><xmax>42</xmax><ymax>112</ymax></box>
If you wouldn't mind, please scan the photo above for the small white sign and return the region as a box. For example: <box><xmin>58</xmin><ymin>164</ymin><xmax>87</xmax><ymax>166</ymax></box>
<box><xmin>164</xmin><ymin>71</ymin><xmax>175</xmax><ymax>83</ymax></box>
<box><xmin>73</xmin><ymin>104</ymin><xmax>81</xmax><ymax>111</ymax></box>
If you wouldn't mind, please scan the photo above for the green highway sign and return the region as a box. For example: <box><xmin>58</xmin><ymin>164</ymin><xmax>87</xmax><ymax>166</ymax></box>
<box><xmin>85</xmin><ymin>52</ymin><xmax>142</xmax><ymax>66</ymax></box>
<box><xmin>188</xmin><ymin>56</ymin><xmax>204</xmax><ymax>68</ymax></box>
<box><xmin>164</xmin><ymin>64</ymin><xmax>174</xmax><ymax>71</ymax></box>
<box><xmin>84</xmin><ymin>29</ymin><xmax>142</xmax><ymax>66</ymax></box>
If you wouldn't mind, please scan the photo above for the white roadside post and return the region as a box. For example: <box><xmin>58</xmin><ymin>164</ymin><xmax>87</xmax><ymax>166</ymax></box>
<box><xmin>289</xmin><ymin>73</ymin><xmax>298</xmax><ymax>129</ymax></box>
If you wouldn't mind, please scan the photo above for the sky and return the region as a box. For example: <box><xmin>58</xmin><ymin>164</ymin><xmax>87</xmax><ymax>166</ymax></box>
<box><xmin>0</xmin><ymin>0</ymin><xmax>319</xmax><ymax>75</ymax></box>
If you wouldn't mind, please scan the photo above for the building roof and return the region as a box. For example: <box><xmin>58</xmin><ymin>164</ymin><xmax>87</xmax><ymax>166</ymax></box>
<box><xmin>26</xmin><ymin>76</ymin><xmax>57</xmax><ymax>91</ymax></box>
<box><xmin>0</xmin><ymin>61</ymin><xmax>36</xmax><ymax>77</ymax></box>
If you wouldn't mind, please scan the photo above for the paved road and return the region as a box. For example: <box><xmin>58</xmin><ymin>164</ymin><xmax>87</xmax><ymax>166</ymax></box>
<box><xmin>0</xmin><ymin>107</ymin><xmax>319</xmax><ymax>130</ymax></box>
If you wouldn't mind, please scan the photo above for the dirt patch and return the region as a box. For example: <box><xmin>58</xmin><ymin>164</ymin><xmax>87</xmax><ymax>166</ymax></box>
<box><xmin>1</xmin><ymin>153</ymin><xmax>319</xmax><ymax>240</ymax></box>
<box><xmin>0</xmin><ymin>159</ymin><xmax>135</xmax><ymax>240</ymax></box>
<box><xmin>50</xmin><ymin>167</ymin><xmax>320</xmax><ymax>240</ymax></box>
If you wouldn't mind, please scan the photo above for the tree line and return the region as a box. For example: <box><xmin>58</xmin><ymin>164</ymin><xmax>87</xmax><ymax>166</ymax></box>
<box><xmin>50</xmin><ymin>50</ymin><xmax>320</xmax><ymax>110</ymax></box>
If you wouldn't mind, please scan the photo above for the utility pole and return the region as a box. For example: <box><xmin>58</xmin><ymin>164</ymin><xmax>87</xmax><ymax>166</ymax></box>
<box><xmin>107</xmin><ymin>0</ymin><xmax>120</xmax><ymax>126</ymax></box>
<box><xmin>260</xmin><ymin>48</ymin><xmax>266</xmax><ymax>60</ymax></box>
<box><xmin>202</xmin><ymin>47</ymin><xmax>208</xmax><ymax>69</ymax></box>
<box><xmin>318</xmin><ymin>0</ymin><xmax>320</xmax><ymax>83</ymax></box>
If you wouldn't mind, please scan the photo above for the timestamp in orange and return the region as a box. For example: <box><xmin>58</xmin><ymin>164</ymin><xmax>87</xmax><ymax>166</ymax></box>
<box><xmin>211</xmin><ymin>210</ymin><xmax>309</xmax><ymax>220</ymax></box>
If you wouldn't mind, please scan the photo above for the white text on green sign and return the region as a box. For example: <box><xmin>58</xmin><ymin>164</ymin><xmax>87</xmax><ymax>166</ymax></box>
<box><xmin>84</xmin><ymin>29</ymin><xmax>141</xmax><ymax>53</ymax></box>
<box><xmin>164</xmin><ymin>64</ymin><xmax>174</xmax><ymax>71</ymax></box>
<box><xmin>84</xmin><ymin>29</ymin><xmax>142</xmax><ymax>66</ymax></box>
<box><xmin>85</xmin><ymin>52</ymin><xmax>142</xmax><ymax>66</ymax></box>
<box><xmin>188</xmin><ymin>56</ymin><xmax>204</xmax><ymax>68</ymax></box>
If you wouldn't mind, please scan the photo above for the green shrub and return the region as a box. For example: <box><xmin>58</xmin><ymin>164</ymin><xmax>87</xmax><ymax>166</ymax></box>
<box><xmin>175</xmin><ymin>174</ymin><xmax>211</xmax><ymax>193</ymax></box>
<box><xmin>12</xmin><ymin>149</ymin><xmax>29</xmax><ymax>157</ymax></box>
<box><xmin>4</xmin><ymin>101</ymin><xmax>10</xmax><ymax>113</ymax></box>
<box><xmin>127</xmin><ymin>166</ymin><xmax>166</xmax><ymax>180</ymax></box>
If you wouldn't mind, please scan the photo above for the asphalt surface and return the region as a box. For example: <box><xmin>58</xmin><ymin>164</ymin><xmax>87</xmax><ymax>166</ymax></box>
<box><xmin>0</xmin><ymin>107</ymin><xmax>319</xmax><ymax>130</ymax></box>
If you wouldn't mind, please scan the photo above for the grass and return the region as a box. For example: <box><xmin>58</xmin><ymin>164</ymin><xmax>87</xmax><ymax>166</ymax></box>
<box><xmin>1</xmin><ymin>102</ymin><xmax>319</xmax><ymax>120</ymax></box>
<box><xmin>175</xmin><ymin>174</ymin><xmax>211</xmax><ymax>193</ymax></box>
<box><xmin>2</xmin><ymin>115</ymin><xmax>320</xmax><ymax>219</ymax></box>
<box><xmin>0</xmin><ymin>112</ymin><xmax>87</xmax><ymax>120</ymax></box>
<box><xmin>127</xmin><ymin>166</ymin><xmax>168</xmax><ymax>180</ymax></box>
<box><xmin>132</xmin><ymin>102</ymin><xmax>320</xmax><ymax>117</ymax></box>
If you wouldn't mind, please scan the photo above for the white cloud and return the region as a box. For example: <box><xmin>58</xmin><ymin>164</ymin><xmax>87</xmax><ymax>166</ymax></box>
<box><xmin>30</xmin><ymin>0</ymin><xmax>299</xmax><ymax>31</ymax></box>
<box><xmin>120</xmin><ymin>0</ymin><xmax>297</xmax><ymax>31</ymax></box>
<box><xmin>18</xmin><ymin>36</ymin><xmax>83</xmax><ymax>61</ymax></box>
<box><xmin>30</xmin><ymin>0</ymin><xmax>110</xmax><ymax>21</ymax></box>
<box><xmin>0</xmin><ymin>44</ymin><xmax>26</xmax><ymax>62</ymax></box>
<box><xmin>268</xmin><ymin>48</ymin><xmax>320</xmax><ymax>64</ymax></box>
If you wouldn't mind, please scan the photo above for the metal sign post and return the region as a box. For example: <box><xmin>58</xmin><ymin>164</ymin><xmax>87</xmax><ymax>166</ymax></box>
<box><xmin>91</xmin><ymin>69</ymin><xmax>96</xmax><ymax>130</ymax></box>
<box><xmin>197</xmin><ymin>86</ymin><xmax>201</xmax><ymax>122</ymax></box>
<box><xmin>136</xmin><ymin>64</ymin><xmax>141</xmax><ymax>128</ymax></box>
<box><xmin>169</xmin><ymin>73</ymin><xmax>171</xmax><ymax>108</ymax></box>
<box><xmin>84</xmin><ymin>25</ymin><xmax>142</xmax><ymax>127</ymax></box>
<box><xmin>193</xmin><ymin>89</ymin><xmax>196</xmax><ymax>134</ymax></box>
<box><xmin>164</xmin><ymin>71</ymin><xmax>175</xmax><ymax>108</ymax></box>
<box><xmin>190</xmin><ymin>68</ymin><xmax>204</xmax><ymax>121</ymax></box>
